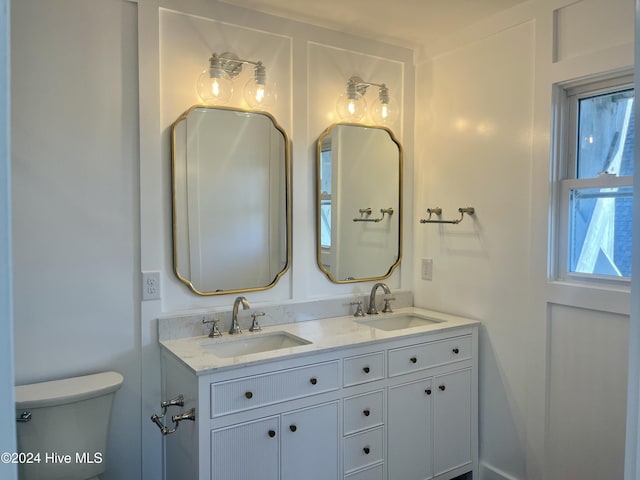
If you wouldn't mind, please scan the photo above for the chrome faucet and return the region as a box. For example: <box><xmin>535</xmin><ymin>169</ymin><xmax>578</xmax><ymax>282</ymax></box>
<box><xmin>367</xmin><ymin>282</ymin><xmax>391</xmax><ymax>315</ymax></box>
<box><xmin>229</xmin><ymin>296</ymin><xmax>250</xmax><ymax>334</ymax></box>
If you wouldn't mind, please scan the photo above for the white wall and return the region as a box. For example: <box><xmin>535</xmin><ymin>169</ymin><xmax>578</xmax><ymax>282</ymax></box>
<box><xmin>0</xmin><ymin>0</ymin><xmax>17</xmax><ymax>477</ymax></box>
<box><xmin>11</xmin><ymin>1</ymin><xmax>141</xmax><ymax>478</ymax></box>
<box><xmin>415</xmin><ymin>0</ymin><xmax>633</xmax><ymax>479</ymax></box>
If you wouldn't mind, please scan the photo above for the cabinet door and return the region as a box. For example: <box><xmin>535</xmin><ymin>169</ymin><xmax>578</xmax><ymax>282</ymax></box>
<box><xmin>388</xmin><ymin>379</ymin><xmax>433</xmax><ymax>480</ymax></box>
<box><xmin>281</xmin><ymin>401</ymin><xmax>339</xmax><ymax>480</ymax></box>
<box><xmin>211</xmin><ymin>416</ymin><xmax>279</xmax><ymax>480</ymax></box>
<box><xmin>433</xmin><ymin>368</ymin><xmax>472</xmax><ymax>476</ymax></box>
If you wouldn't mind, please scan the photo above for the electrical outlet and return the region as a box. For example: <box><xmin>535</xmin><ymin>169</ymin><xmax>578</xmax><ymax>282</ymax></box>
<box><xmin>421</xmin><ymin>258</ymin><xmax>433</xmax><ymax>281</ymax></box>
<box><xmin>142</xmin><ymin>271</ymin><xmax>161</xmax><ymax>301</ymax></box>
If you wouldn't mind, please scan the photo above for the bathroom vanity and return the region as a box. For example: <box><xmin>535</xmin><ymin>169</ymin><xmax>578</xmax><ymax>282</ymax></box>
<box><xmin>158</xmin><ymin>307</ymin><xmax>479</xmax><ymax>480</ymax></box>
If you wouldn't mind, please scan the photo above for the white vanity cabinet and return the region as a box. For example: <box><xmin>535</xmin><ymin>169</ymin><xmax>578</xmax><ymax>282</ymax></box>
<box><xmin>386</xmin><ymin>336</ymin><xmax>474</xmax><ymax>479</ymax></box>
<box><xmin>160</xmin><ymin>322</ymin><xmax>478</xmax><ymax>480</ymax></box>
<box><xmin>211</xmin><ymin>401</ymin><xmax>339</xmax><ymax>480</ymax></box>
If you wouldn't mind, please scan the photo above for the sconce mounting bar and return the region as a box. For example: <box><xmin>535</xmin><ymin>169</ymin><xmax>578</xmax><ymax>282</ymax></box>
<box><xmin>214</xmin><ymin>52</ymin><xmax>266</xmax><ymax>78</ymax></box>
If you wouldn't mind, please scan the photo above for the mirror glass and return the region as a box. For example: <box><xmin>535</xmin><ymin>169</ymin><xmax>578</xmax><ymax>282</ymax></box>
<box><xmin>316</xmin><ymin>123</ymin><xmax>402</xmax><ymax>283</ymax></box>
<box><xmin>172</xmin><ymin>106</ymin><xmax>291</xmax><ymax>295</ymax></box>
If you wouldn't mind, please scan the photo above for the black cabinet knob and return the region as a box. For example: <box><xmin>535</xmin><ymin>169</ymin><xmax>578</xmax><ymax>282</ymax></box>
<box><xmin>363</xmin><ymin>446</ymin><xmax>370</xmax><ymax>455</ymax></box>
<box><xmin>410</xmin><ymin>356</ymin><xmax>417</xmax><ymax>364</ymax></box>
<box><xmin>289</xmin><ymin>424</ymin><xmax>297</xmax><ymax>432</ymax></box>
<box><xmin>439</xmin><ymin>384</ymin><xmax>446</xmax><ymax>391</ymax></box>
<box><xmin>425</xmin><ymin>388</ymin><xmax>432</xmax><ymax>395</ymax></box>
<box><xmin>309</xmin><ymin>377</ymin><xmax>318</xmax><ymax>385</ymax></box>
<box><xmin>363</xmin><ymin>409</ymin><xmax>370</xmax><ymax>417</ymax></box>
<box><xmin>452</xmin><ymin>347</ymin><xmax>460</xmax><ymax>354</ymax></box>
<box><xmin>268</xmin><ymin>430</ymin><xmax>276</xmax><ymax>438</ymax></box>
<box><xmin>245</xmin><ymin>391</ymin><xmax>253</xmax><ymax>399</ymax></box>
<box><xmin>362</xmin><ymin>366</ymin><xmax>370</xmax><ymax>374</ymax></box>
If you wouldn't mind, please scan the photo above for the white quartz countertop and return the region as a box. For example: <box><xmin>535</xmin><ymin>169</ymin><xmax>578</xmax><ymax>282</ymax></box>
<box><xmin>160</xmin><ymin>307</ymin><xmax>479</xmax><ymax>375</ymax></box>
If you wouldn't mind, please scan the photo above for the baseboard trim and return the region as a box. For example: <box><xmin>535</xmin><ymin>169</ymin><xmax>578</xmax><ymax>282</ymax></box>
<box><xmin>479</xmin><ymin>462</ymin><xmax>522</xmax><ymax>480</ymax></box>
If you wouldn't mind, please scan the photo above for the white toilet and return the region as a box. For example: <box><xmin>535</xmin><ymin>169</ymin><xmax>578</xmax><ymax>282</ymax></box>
<box><xmin>15</xmin><ymin>371</ymin><xmax>124</xmax><ymax>480</ymax></box>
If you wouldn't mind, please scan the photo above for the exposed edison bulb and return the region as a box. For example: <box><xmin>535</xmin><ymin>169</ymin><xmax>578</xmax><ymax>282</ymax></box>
<box><xmin>196</xmin><ymin>55</ymin><xmax>233</xmax><ymax>105</ymax></box>
<box><xmin>370</xmin><ymin>85</ymin><xmax>399</xmax><ymax>125</ymax></box>
<box><xmin>243</xmin><ymin>62</ymin><xmax>277</xmax><ymax>109</ymax></box>
<box><xmin>336</xmin><ymin>91</ymin><xmax>366</xmax><ymax>122</ymax></box>
<box><xmin>244</xmin><ymin>79</ymin><xmax>277</xmax><ymax>108</ymax></box>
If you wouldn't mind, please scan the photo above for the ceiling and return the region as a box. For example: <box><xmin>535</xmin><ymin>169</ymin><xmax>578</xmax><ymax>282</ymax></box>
<box><xmin>221</xmin><ymin>0</ymin><xmax>529</xmax><ymax>49</ymax></box>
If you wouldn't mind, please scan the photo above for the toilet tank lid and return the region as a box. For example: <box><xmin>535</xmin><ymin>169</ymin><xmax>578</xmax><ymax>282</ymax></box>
<box><xmin>15</xmin><ymin>371</ymin><xmax>124</xmax><ymax>409</ymax></box>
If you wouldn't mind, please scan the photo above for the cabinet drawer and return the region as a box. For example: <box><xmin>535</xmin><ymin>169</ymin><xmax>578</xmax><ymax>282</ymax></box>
<box><xmin>344</xmin><ymin>352</ymin><xmax>384</xmax><ymax>387</ymax></box>
<box><xmin>344</xmin><ymin>463</ymin><xmax>383</xmax><ymax>480</ymax></box>
<box><xmin>344</xmin><ymin>390</ymin><xmax>384</xmax><ymax>435</ymax></box>
<box><xmin>388</xmin><ymin>335</ymin><xmax>471</xmax><ymax>377</ymax></box>
<box><xmin>210</xmin><ymin>360</ymin><xmax>340</xmax><ymax>417</ymax></box>
<box><xmin>344</xmin><ymin>427</ymin><xmax>384</xmax><ymax>474</ymax></box>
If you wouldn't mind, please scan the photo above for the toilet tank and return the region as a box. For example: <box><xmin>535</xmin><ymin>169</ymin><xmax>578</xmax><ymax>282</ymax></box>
<box><xmin>15</xmin><ymin>371</ymin><xmax>123</xmax><ymax>480</ymax></box>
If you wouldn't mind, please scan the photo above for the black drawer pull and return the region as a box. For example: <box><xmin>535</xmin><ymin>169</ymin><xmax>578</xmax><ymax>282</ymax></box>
<box><xmin>425</xmin><ymin>388</ymin><xmax>432</xmax><ymax>395</ymax></box>
<box><xmin>363</xmin><ymin>446</ymin><xmax>370</xmax><ymax>455</ymax></box>
<box><xmin>410</xmin><ymin>356</ymin><xmax>417</xmax><ymax>364</ymax></box>
<box><xmin>245</xmin><ymin>391</ymin><xmax>253</xmax><ymax>399</ymax></box>
<box><xmin>452</xmin><ymin>347</ymin><xmax>460</xmax><ymax>354</ymax></box>
<box><xmin>268</xmin><ymin>430</ymin><xmax>276</xmax><ymax>438</ymax></box>
<box><xmin>363</xmin><ymin>409</ymin><xmax>371</xmax><ymax>417</ymax></box>
<box><xmin>289</xmin><ymin>424</ymin><xmax>297</xmax><ymax>432</ymax></box>
<box><xmin>362</xmin><ymin>366</ymin><xmax>370</xmax><ymax>374</ymax></box>
<box><xmin>439</xmin><ymin>384</ymin><xmax>446</xmax><ymax>391</ymax></box>
<box><xmin>309</xmin><ymin>377</ymin><xmax>318</xmax><ymax>385</ymax></box>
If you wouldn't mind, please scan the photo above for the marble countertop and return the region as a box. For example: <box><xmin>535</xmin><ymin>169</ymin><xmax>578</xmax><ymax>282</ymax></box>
<box><xmin>160</xmin><ymin>307</ymin><xmax>479</xmax><ymax>375</ymax></box>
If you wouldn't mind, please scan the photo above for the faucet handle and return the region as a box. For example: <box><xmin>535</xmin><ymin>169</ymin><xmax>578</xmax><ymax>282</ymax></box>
<box><xmin>202</xmin><ymin>316</ymin><xmax>222</xmax><ymax>338</ymax></box>
<box><xmin>249</xmin><ymin>312</ymin><xmax>266</xmax><ymax>332</ymax></box>
<box><xmin>350</xmin><ymin>301</ymin><xmax>365</xmax><ymax>317</ymax></box>
<box><xmin>382</xmin><ymin>297</ymin><xmax>396</xmax><ymax>313</ymax></box>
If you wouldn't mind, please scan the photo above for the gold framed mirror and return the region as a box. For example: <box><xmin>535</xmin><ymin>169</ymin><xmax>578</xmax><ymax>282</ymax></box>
<box><xmin>316</xmin><ymin>123</ymin><xmax>402</xmax><ymax>283</ymax></box>
<box><xmin>171</xmin><ymin>106</ymin><xmax>291</xmax><ymax>295</ymax></box>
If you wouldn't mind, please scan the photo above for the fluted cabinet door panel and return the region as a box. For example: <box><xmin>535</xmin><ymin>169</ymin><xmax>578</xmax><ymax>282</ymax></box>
<box><xmin>388</xmin><ymin>379</ymin><xmax>433</xmax><ymax>480</ymax></box>
<box><xmin>433</xmin><ymin>368</ymin><xmax>472</xmax><ymax>476</ymax></box>
<box><xmin>211</xmin><ymin>416</ymin><xmax>279</xmax><ymax>480</ymax></box>
<box><xmin>281</xmin><ymin>401</ymin><xmax>339</xmax><ymax>480</ymax></box>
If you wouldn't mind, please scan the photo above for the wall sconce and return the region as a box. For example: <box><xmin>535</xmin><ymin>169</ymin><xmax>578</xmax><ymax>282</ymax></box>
<box><xmin>196</xmin><ymin>52</ymin><xmax>277</xmax><ymax>108</ymax></box>
<box><xmin>336</xmin><ymin>76</ymin><xmax>399</xmax><ymax>125</ymax></box>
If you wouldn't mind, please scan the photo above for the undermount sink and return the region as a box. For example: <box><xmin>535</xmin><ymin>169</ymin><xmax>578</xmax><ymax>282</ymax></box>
<box><xmin>355</xmin><ymin>315</ymin><xmax>442</xmax><ymax>331</ymax></box>
<box><xmin>200</xmin><ymin>331</ymin><xmax>312</xmax><ymax>358</ymax></box>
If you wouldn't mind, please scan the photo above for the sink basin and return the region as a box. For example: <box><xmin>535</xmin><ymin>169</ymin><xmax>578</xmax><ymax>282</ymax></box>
<box><xmin>355</xmin><ymin>315</ymin><xmax>442</xmax><ymax>331</ymax></box>
<box><xmin>200</xmin><ymin>332</ymin><xmax>312</xmax><ymax>358</ymax></box>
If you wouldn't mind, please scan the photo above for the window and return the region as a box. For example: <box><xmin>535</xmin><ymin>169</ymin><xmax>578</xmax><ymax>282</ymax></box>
<box><xmin>319</xmin><ymin>142</ymin><xmax>332</xmax><ymax>249</ymax></box>
<box><xmin>556</xmin><ymin>75</ymin><xmax>634</xmax><ymax>282</ymax></box>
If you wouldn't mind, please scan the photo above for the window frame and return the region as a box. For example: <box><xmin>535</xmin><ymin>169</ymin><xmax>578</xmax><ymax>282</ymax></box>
<box><xmin>553</xmin><ymin>73</ymin><xmax>634</xmax><ymax>286</ymax></box>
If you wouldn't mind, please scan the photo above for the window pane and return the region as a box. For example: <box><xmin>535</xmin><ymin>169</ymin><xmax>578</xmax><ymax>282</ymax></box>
<box><xmin>320</xmin><ymin>149</ymin><xmax>332</xmax><ymax>248</ymax></box>
<box><xmin>569</xmin><ymin>186</ymin><xmax>632</xmax><ymax>277</ymax></box>
<box><xmin>577</xmin><ymin>89</ymin><xmax>634</xmax><ymax>179</ymax></box>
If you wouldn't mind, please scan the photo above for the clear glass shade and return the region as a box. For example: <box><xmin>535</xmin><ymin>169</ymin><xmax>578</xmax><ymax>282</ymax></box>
<box><xmin>196</xmin><ymin>69</ymin><xmax>233</xmax><ymax>105</ymax></box>
<box><xmin>244</xmin><ymin>78</ymin><xmax>277</xmax><ymax>109</ymax></box>
<box><xmin>370</xmin><ymin>96</ymin><xmax>399</xmax><ymax>125</ymax></box>
<box><xmin>336</xmin><ymin>92</ymin><xmax>366</xmax><ymax>122</ymax></box>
